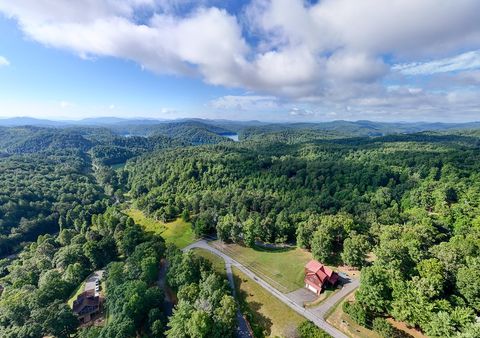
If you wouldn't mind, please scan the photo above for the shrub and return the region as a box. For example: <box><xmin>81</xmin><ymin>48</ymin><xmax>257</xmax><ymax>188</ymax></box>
<box><xmin>343</xmin><ymin>301</ymin><xmax>368</xmax><ymax>326</ymax></box>
<box><xmin>297</xmin><ymin>321</ymin><xmax>331</xmax><ymax>338</ymax></box>
<box><xmin>373</xmin><ymin>317</ymin><xmax>396</xmax><ymax>337</ymax></box>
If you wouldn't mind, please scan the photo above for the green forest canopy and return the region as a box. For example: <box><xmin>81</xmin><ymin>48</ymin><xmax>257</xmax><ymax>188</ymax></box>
<box><xmin>0</xmin><ymin>121</ymin><xmax>479</xmax><ymax>337</ymax></box>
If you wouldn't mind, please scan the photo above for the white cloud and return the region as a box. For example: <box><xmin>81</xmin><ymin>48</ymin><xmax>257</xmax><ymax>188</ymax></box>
<box><xmin>393</xmin><ymin>50</ymin><xmax>480</xmax><ymax>75</ymax></box>
<box><xmin>209</xmin><ymin>95</ymin><xmax>279</xmax><ymax>111</ymax></box>
<box><xmin>289</xmin><ymin>107</ymin><xmax>315</xmax><ymax>117</ymax></box>
<box><xmin>1</xmin><ymin>0</ymin><xmax>480</xmax><ymax>120</ymax></box>
<box><xmin>0</xmin><ymin>56</ymin><xmax>10</xmax><ymax>66</ymax></box>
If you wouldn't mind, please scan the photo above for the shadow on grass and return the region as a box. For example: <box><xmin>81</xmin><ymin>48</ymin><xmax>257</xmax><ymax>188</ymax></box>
<box><xmin>234</xmin><ymin>275</ymin><xmax>273</xmax><ymax>338</ymax></box>
<box><xmin>251</xmin><ymin>244</ymin><xmax>296</xmax><ymax>253</ymax></box>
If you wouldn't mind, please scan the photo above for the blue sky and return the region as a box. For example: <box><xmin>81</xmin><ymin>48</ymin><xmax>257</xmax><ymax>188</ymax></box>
<box><xmin>0</xmin><ymin>0</ymin><xmax>479</xmax><ymax>122</ymax></box>
<box><xmin>0</xmin><ymin>15</ymin><xmax>241</xmax><ymax>120</ymax></box>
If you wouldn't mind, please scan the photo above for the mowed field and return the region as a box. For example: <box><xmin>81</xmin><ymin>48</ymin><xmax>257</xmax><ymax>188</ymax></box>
<box><xmin>126</xmin><ymin>208</ymin><xmax>196</xmax><ymax>248</ymax></box>
<box><xmin>212</xmin><ymin>241</ymin><xmax>312</xmax><ymax>293</ymax></box>
<box><xmin>233</xmin><ymin>267</ymin><xmax>306</xmax><ymax>337</ymax></box>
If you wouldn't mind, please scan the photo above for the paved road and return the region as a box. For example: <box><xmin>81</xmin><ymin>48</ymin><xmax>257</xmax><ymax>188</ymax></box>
<box><xmin>310</xmin><ymin>277</ymin><xmax>359</xmax><ymax>319</ymax></box>
<box><xmin>184</xmin><ymin>240</ymin><xmax>356</xmax><ymax>338</ymax></box>
<box><xmin>183</xmin><ymin>243</ymin><xmax>252</xmax><ymax>338</ymax></box>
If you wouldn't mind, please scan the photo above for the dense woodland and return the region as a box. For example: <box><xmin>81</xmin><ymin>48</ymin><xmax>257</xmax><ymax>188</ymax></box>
<box><xmin>0</xmin><ymin>120</ymin><xmax>479</xmax><ymax>337</ymax></box>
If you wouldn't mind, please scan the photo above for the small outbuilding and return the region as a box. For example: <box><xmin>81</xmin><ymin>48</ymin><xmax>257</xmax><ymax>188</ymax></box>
<box><xmin>304</xmin><ymin>260</ymin><xmax>339</xmax><ymax>295</ymax></box>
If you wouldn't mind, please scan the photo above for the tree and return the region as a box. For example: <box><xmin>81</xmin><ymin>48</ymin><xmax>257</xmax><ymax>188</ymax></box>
<box><xmin>32</xmin><ymin>302</ymin><xmax>78</xmax><ymax>338</ymax></box>
<box><xmin>311</xmin><ymin>226</ymin><xmax>335</xmax><ymax>263</ymax></box>
<box><xmin>216</xmin><ymin>214</ymin><xmax>235</xmax><ymax>242</ymax></box>
<box><xmin>310</xmin><ymin>214</ymin><xmax>350</xmax><ymax>263</ymax></box>
<box><xmin>166</xmin><ymin>302</ymin><xmax>194</xmax><ymax>338</ymax></box>
<box><xmin>187</xmin><ymin>310</ymin><xmax>212</xmax><ymax>338</ymax></box>
<box><xmin>36</xmin><ymin>270</ymin><xmax>71</xmax><ymax>306</ymax></box>
<box><xmin>140</xmin><ymin>256</ymin><xmax>158</xmax><ymax>284</ymax></box>
<box><xmin>356</xmin><ymin>264</ymin><xmax>392</xmax><ymax>314</ymax></box>
<box><xmin>243</xmin><ymin>217</ymin><xmax>256</xmax><ymax>247</ymax></box>
<box><xmin>416</xmin><ymin>258</ymin><xmax>446</xmax><ymax>298</ymax></box>
<box><xmin>456</xmin><ymin>257</ymin><xmax>480</xmax><ymax>311</ymax></box>
<box><xmin>118</xmin><ymin>224</ymin><xmax>145</xmax><ymax>257</ymax></box>
<box><xmin>213</xmin><ymin>295</ymin><xmax>237</xmax><ymax>337</ymax></box>
<box><xmin>390</xmin><ymin>278</ymin><xmax>434</xmax><ymax>328</ymax></box>
<box><xmin>424</xmin><ymin>307</ymin><xmax>475</xmax><ymax>337</ymax></box>
<box><xmin>341</xmin><ymin>233</ymin><xmax>371</xmax><ymax>268</ymax></box>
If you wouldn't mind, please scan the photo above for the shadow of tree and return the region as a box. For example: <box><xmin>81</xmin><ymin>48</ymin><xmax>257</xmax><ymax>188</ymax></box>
<box><xmin>234</xmin><ymin>275</ymin><xmax>273</xmax><ymax>338</ymax></box>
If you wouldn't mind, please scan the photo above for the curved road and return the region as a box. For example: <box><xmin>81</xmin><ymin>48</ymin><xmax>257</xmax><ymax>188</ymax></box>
<box><xmin>184</xmin><ymin>240</ymin><xmax>358</xmax><ymax>338</ymax></box>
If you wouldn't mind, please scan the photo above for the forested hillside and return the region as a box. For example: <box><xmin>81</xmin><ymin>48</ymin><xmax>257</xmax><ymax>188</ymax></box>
<box><xmin>0</xmin><ymin>151</ymin><xmax>105</xmax><ymax>256</ymax></box>
<box><xmin>0</xmin><ymin>122</ymin><xmax>479</xmax><ymax>337</ymax></box>
<box><xmin>0</xmin><ymin>123</ymin><xmax>237</xmax><ymax>338</ymax></box>
<box><xmin>127</xmin><ymin>130</ymin><xmax>480</xmax><ymax>337</ymax></box>
<box><xmin>0</xmin><ymin>123</ymin><xmax>232</xmax><ymax>255</ymax></box>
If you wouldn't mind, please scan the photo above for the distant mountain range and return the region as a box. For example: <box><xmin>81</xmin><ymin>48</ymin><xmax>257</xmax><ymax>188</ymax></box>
<box><xmin>0</xmin><ymin>116</ymin><xmax>170</xmax><ymax>127</ymax></box>
<box><xmin>1</xmin><ymin>116</ymin><xmax>480</xmax><ymax>136</ymax></box>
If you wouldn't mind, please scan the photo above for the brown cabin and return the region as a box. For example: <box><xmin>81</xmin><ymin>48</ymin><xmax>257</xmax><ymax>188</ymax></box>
<box><xmin>73</xmin><ymin>290</ymin><xmax>101</xmax><ymax>323</ymax></box>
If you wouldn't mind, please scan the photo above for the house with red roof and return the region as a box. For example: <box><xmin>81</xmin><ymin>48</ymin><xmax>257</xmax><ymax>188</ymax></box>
<box><xmin>304</xmin><ymin>260</ymin><xmax>339</xmax><ymax>295</ymax></box>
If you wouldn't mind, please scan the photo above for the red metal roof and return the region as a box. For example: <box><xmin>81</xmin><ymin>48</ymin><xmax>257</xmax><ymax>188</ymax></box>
<box><xmin>305</xmin><ymin>260</ymin><xmax>323</xmax><ymax>273</ymax></box>
<box><xmin>304</xmin><ymin>259</ymin><xmax>339</xmax><ymax>290</ymax></box>
<box><xmin>316</xmin><ymin>269</ymin><xmax>328</xmax><ymax>283</ymax></box>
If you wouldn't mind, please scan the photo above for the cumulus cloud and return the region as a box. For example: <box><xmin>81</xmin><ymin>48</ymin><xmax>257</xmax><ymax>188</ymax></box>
<box><xmin>209</xmin><ymin>95</ymin><xmax>279</xmax><ymax>110</ymax></box>
<box><xmin>0</xmin><ymin>56</ymin><xmax>10</xmax><ymax>66</ymax></box>
<box><xmin>393</xmin><ymin>50</ymin><xmax>480</xmax><ymax>75</ymax></box>
<box><xmin>1</xmin><ymin>0</ymin><xmax>480</xmax><ymax>119</ymax></box>
<box><xmin>288</xmin><ymin>107</ymin><xmax>315</xmax><ymax>117</ymax></box>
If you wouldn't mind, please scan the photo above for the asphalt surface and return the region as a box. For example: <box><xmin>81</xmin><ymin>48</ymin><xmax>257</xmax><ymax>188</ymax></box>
<box><xmin>84</xmin><ymin>270</ymin><xmax>104</xmax><ymax>293</ymax></box>
<box><xmin>184</xmin><ymin>240</ymin><xmax>358</xmax><ymax>338</ymax></box>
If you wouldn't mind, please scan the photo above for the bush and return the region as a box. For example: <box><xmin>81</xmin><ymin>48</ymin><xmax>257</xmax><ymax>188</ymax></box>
<box><xmin>298</xmin><ymin>321</ymin><xmax>331</xmax><ymax>338</ymax></box>
<box><xmin>373</xmin><ymin>317</ymin><xmax>396</xmax><ymax>337</ymax></box>
<box><xmin>343</xmin><ymin>301</ymin><xmax>368</xmax><ymax>326</ymax></box>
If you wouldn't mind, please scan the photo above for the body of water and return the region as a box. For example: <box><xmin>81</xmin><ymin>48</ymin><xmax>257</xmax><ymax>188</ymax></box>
<box><xmin>223</xmin><ymin>133</ymin><xmax>239</xmax><ymax>141</ymax></box>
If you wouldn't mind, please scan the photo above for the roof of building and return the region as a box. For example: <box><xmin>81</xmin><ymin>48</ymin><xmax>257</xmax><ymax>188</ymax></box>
<box><xmin>305</xmin><ymin>260</ymin><xmax>323</xmax><ymax>273</ymax></box>
<box><xmin>73</xmin><ymin>290</ymin><xmax>100</xmax><ymax>314</ymax></box>
<box><xmin>304</xmin><ymin>259</ymin><xmax>339</xmax><ymax>289</ymax></box>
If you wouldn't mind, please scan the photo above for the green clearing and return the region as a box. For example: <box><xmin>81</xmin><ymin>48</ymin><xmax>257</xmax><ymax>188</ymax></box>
<box><xmin>67</xmin><ymin>281</ymin><xmax>85</xmax><ymax>308</ymax></box>
<box><xmin>126</xmin><ymin>208</ymin><xmax>195</xmax><ymax>248</ymax></box>
<box><xmin>212</xmin><ymin>242</ymin><xmax>312</xmax><ymax>292</ymax></box>
<box><xmin>192</xmin><ymin>248</ymin><xmax>226</xmax><ymax>277</ymax></box>
<box><xmin>233</xmin><ymin>267</ymin><xmax>305</xmax><ymax>337</ymax></box>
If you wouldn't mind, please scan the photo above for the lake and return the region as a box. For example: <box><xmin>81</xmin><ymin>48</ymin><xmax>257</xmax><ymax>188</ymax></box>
<box><xmin>223</xmin><ymin>133</ymin><xmax>239</xmax><ymax>141</ymax></box>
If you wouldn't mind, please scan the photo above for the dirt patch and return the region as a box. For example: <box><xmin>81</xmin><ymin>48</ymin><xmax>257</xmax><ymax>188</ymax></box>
<box><xmin>387</xmin><ymin>318</ymin><xmax>427</xmax><ymax>338</ymax></box>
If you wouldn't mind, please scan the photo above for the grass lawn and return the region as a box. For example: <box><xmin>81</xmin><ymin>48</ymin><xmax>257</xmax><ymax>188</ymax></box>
<box><xmin>212</xmin><ymin>241</ymin><xmax>312</xmax><ymax>292</ymax></box>
<box><xmin>126</xmin><ymin>208</ymin><xmax>196</xmax><ymax>249</ymax></box>
<box><xmin>326</xmin><ymin>292</ymin><xmax>380</xmax><ymax>338</ymax></box>
<box><xmin>232</xmin><ymin>267</ymin><xmax>306</xmax><ymax>337</ymax></box>
<box><xmin>192</xmin><ymin>248</ymin><xmax>226</xmax><ymax>277</ymax></box>
<box><xmin>67</xmin><ymin>281</ymin><xmax>85</xmax><ymax>308</ymax></box>
<box><xmin>304</xmin><ymin>288</ymin><xmax>336</xmax><ymax>308</ymax></box>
